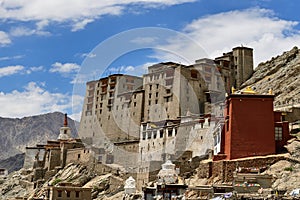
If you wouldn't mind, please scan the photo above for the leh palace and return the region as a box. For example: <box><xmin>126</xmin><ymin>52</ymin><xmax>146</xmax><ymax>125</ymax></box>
<box><xmin>78</xmin><ymin>46</ymin><xmax>292</xmax><ymax>188</ymax></box>
<box><xmin>21</xmin><ymin>46</ymin><xmax>299</xmax><ymax>199</ymax></box>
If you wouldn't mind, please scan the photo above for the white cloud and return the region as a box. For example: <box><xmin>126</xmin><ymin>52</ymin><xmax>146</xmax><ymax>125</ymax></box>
<box><xmin>153</xmin><ymin>8</ymin><xmax>300</xmax><ymax>67</ymax></box>
<box><xmin>10</xmin><ymin>26</ymin><xmax>50</xmax><ymax>37</ymax></box>
<box><xmin>71</xmin><ymin>19</ymin><xmax>94</xmax><ymax>32</ymax></box>
<box><xmin>30</xmin><ymin>66</ymin><xmax>44</xmax><ymax>72</ymax></box>
<box><xmin>0</xmin><ymin>65</ymin><xmax>46</xmax><ymax>76</ymax></box>
<box><xmin>50</xmin><ymin>62</ymin><xmax>80</xmax><ymax>74</ymax></box>
<box><xmin>0</xmin><ymin>82</ymin><xmax>74</xmax><ymax>119</ymax></box>
<box><xmin>80</xmin><ymin>52</ymin><xmax>97</xmax><ymax>58</ymax></box>
<box><xmin>0</xmin><ymin>0</ymin><xmax>195</xmax><ymax>31</ymax></box>
<box><xmin>0</xmin><ymin>31</ymin><xmax>11</xmax><ymax>46</ymax></box>
<box><xmin>26</xmin><ymin>66</ymin><xmax>45</xmax><ymax>74</ymax></box>
<box><xmin>0</xmin><ymin>65</ymin><xmax>24</xmax><ymax>77</ymax></box>
<box><xmin>0</xmin><ymin>55</ymin><xmax>24</xmax><ymax>61</ymax></box>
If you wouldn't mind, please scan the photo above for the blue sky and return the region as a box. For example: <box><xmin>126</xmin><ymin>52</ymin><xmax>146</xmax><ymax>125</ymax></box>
<box><xmin>0</xmin><ymin>0</ymin><xmax>299</xmax><ymax>121</ymax></box>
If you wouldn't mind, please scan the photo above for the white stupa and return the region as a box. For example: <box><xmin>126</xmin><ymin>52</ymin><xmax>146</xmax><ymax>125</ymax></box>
<box><xmin>124</xmin><ymin>176</ymin><xmax>136</xmax><ymax>194</ymax></box>
<box><xmin>157</xmin><ymin>160</ymin><xmax>178</xmax><ymax>184</ymax></box>
<box><xmin>57</xmin><ymin>113</ymin><xmax>72</xmax><ymax>140</ymax></box>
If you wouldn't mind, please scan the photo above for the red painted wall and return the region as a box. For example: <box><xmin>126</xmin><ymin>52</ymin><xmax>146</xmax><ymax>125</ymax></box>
<box><xmin>224</xmin><ymin>95</ymin><xmax>276</xmax><ymax>160</ymax></box>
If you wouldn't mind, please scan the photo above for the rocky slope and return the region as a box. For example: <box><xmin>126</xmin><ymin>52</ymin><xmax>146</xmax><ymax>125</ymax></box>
<box><xmin>0</xmin><ymin>163</ymin><xmax>130</xmax><ymax>200</ymax></box>
<box><xmin>242</xmin><ymin>46</ymin><xmax>300</xmax><ymax>105</ymax></box>
<box><xmin>0</xmin><ymin>153</ymin><xmax>25</xmax><ymax>173</ymax></box>
<box><xmin>0</xmin><ymin>112</ymin><xmax>78</xmax><ymax>160</ymax></box>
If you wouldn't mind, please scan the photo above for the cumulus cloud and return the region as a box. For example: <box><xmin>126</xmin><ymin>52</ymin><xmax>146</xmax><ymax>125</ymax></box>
<box><xmin>0</xmin><ymin>0</ymin><xmax>195</xmax><ymax>31</ymax></box>
<box><xmin>0</xmin><ymin>31</ymin><xmax>11</xmax><ymax>46</ymax></box>
<box><xmin>153</xmin><ymin>8</ymin><xmax>300</xmax><ymax>67</ymax></box>
<box><xmin>50</xmin><ymin>62</ymin><xmax>81</xmax><ymax>74</ymax></box>
<box><xmin>0</xmin><ymin>65</ymin><xmax>24</xmax><ymax>77</ymax></box>
<box><xmin>71</xmin><ymin>19</ymin><xmax>95</xmax><ymax>32</ymax></box>
<box><xmin>0</xmin><ymin>82</ymin><xmax>74</xmax><ymax>118</ymax></box>
<box><xmin>0</xmin><ymin>65</ymin><xmax>46</xmax><ymax>76</ymax></box>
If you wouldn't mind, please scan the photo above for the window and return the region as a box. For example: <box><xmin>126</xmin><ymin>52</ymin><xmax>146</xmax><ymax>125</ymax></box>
<box><xmin>147</xmin><ymin>131</ymin><xmax>152</xmax><ymax>139</ymax></box>
<box><xmin>160</xmin><ymin>130</ymin><xmax>164</xmax><ymax>138</ymax></box>
<box><xmin>78</xmin><ymin>154</ymin><xmax>81</xmax><ymax>159</ymax></box>
<box><xmin>153</xmin><ymin>131</ymin><xmax>157</xmax><ymax>139</ymax></box>
<box><xmin>275</xmin><ymin>127</ymin><xmax>283</xmax><ymax>141</ymax></box>
<box><xmin>156</xmin><ymin>84</ymin><xmax>159</xmax><ymax>89</ymax></box>
<box><xmin>156</xmin><ymin>92</ymin><xmax>158</xmax><ymax>97</ymax></box>
<box><xmin>134</xmin><ymin>102</ymin><xmax>137</xmax><ymax>107</ymax></box>
<box><xmin>155</xmin><ymin>100</ymin><xmax>158</xmax><ymax>104</ymax></box>
<box><xmin>168</xmin><ymin>129</ymin><xmax>173</xmax><ymax>137</ymax></box>
<box><xmin>149</xmin><ymin>85</ymin><xmax>152</xmax><ymax>90</ymax></box>
<box><xmin>149</xmin><ymin>93</ymin><xmax>152</xmax><ymax>98</ymax></box>
<box><xmin>191</xmin><ymin>70</ymin><xmax>198</xmax><ymax>78</ymax></box>
<box><xmin>75</xmin><ymin>191</ymin><xmax>80</xmax><ymax>198</ymax></box>
<box><xmin>148</xmin><ymin>101</ymin><xmax>151</xmax><ymax>105</ymax></box>
<box><xmin>66</xmin><ymin>191</ymin><xmax>71</xmax><ymax>198</ymax></box>
<box><xmin>166</xmin><ymin>79</ymin><xmax>173</xmax><ymax>86</ymax></box>
<box><xmin>58</xmin><ymin>190</ymin><xmax>62</xmax><ymax>197</ymax></box>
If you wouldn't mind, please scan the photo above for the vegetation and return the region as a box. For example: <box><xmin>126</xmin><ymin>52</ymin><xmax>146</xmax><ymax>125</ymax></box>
<box><xmin>51</xmin><ymin>178</ymin><xmax>62</xmax><ymax>186</ymax></box>
<box><xmin>284</xmin><ymin>167</ymin><xmax>293</xmax><ymax>172</ymax></box>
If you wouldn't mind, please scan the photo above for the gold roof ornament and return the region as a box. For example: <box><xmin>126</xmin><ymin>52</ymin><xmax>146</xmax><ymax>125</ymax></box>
<box><xmin>231</xmin><ymin>86</ymin><xmax>236</xmax><ymax>94</ymax></box>
<box><xmin>242</xmin><ymin>86</ymin><xmax>256</xmax><ymax>94</ymax></box>
<box><xmin>268</xmin><ymin>88</ymin><xmax>273</xmax><ymax>95</ymax></box>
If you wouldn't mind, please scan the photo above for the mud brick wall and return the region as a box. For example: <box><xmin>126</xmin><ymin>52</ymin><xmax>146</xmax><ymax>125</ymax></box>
<box><xmin>197</xmin><ymin>155</ymin><xmax>288</xmax><ymax>183</ymax></box>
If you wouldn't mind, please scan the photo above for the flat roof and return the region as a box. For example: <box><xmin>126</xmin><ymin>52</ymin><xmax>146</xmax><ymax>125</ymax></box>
<box><xmin>228</xmin><ymin>94</ymin><xmax>275</xmax><ymax>99</ymax></box>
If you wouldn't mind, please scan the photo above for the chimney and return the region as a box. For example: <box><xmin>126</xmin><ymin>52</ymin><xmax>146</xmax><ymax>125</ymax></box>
<box><xmin>64</xmin><ymin>113</ymin><xmax>68</xmax><ymax>127</ymax></box>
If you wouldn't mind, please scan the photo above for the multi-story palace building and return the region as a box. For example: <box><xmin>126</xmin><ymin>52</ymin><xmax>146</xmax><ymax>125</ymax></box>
<box><xmin>78</xmin><ymin>46</ymin><xmax>254</xmax><ymax>175</ymax></box>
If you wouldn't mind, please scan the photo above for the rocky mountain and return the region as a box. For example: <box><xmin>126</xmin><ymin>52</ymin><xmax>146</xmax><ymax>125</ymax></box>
<box><xmin>242</xmin><ymin>46</ymin><xmax>300</xmax><ymax>105</ymax></box>
<box><xmin>0</xmin><ymin>112</ymin><xmax>78</xmax><ymax>160</ymax></box>
<box><xmin>0</xmin><ymin>153</ymin><xmax>25</xmax><ymax>173</ymax></box>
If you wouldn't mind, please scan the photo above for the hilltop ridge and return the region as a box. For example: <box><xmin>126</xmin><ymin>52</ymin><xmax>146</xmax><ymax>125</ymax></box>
<box><xmin>0</xmin><ymin>112</ymin><xmax>78</xmax><ymax>160</ymax></box>
<box><xmin>242</xmin><ymin>46</ymin><xmax>300</xmax><ymax>105</ymax></box>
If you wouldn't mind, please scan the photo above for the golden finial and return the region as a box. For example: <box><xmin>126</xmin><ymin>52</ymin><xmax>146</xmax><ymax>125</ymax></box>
<box><xmin>231</xmin><ymin>86</ymin><xmax>236</xmax><ymax>94</ymax></box>
<box><xmin>268</xmin><ymin>88</ymin><xmax>273</xmax><ymax>95</ymax></box>
<box><xmin>242</xmin><ymin>86</ymin><xmax>256</xmax><ymax>94</ymax></box>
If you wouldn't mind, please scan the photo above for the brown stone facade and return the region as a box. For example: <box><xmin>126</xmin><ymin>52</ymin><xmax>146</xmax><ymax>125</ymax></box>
<box><xmin>198</xmin><ymin>155</ymin><xmax>290</xmax><ymax>183</ymax></box>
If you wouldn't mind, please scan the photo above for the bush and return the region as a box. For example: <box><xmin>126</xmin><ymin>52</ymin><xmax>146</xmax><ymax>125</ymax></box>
<box><xmin>284</xmin><ymin>167</ymin><xmax>293</xmax><ymax>172</ymax></box>
<box><xmin>52</xmin><ymin>178</ymin><xmax>62</xmax><ymax>185</ymax></box>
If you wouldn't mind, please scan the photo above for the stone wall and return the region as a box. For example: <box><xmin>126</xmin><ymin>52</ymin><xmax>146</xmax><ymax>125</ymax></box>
<box><xmin>197</xmin><ymin>155</ymin><xmax>289</xmax><ymax>183</ymax></box>
<box><xmin>66</xmin><ymin>148</ymin><xmax>92</xmax><ymax>166</ymax></box>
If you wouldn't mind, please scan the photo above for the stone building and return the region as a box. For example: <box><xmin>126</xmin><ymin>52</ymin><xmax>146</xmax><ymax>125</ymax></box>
<box><xmin>79</xmin><ymin>74</ymin><xmax>143</xmax><ymax>146</ymax></box>
<box><xmin>142</xmin><ymin>62</ymin><xmax>207</xmax><ymax>122</ymax></box>
<box><xmin>23</xmin><ymin>114</ymin><xmax>92</xmax><ymax>187</ymax></box>
<box><xmin>214</xmin><ymin>46</ymin><xmax>254</xmax><ymax>91</ymax></box>
<box><xmin>0</xmin><ymin>168</ymin><xmax>8</xmax><ymax>177</ymax></box>
<box><xmin>77</xmin><ymin>46</ymin><xmax>256</xmax><ymax>189</ymax></box>
<box><xmin>45</xmin><ymin>182</ymin><xmax>91</xmax><ymax>200</ymax></box>
<box><xmin>213</xmin><ymin>87</ymin><xmax>291</xmax><ymax>160</ymax></box>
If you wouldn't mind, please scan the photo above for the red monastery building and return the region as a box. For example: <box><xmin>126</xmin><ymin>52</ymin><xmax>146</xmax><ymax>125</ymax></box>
<box><xmin>213</xmin><ymin>87</ymin><xmax>291</xmax><ymax>160</ymax></box>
